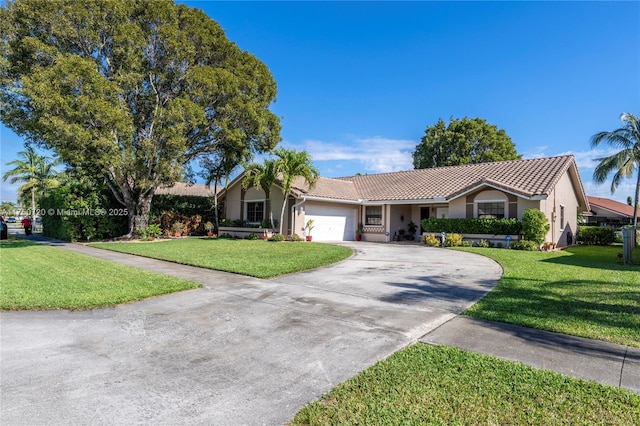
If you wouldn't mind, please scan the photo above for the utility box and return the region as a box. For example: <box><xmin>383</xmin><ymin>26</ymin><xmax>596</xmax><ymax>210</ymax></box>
<box><xmin>622</xmin><ymin>227</ymin><xmax>636</xmax><ymax>264</ymax></box>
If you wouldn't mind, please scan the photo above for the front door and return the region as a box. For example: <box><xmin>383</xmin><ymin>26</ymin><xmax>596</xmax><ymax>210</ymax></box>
<box><xmin>420</xmin><ymin>207</ymin><xmax>430</xmax><ymax>234</ymax></box>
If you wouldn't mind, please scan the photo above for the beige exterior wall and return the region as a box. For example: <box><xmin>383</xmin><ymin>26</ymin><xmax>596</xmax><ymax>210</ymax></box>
<box><xmin>448</xmin><ymin>197</ymin><xmax>466</xmax><ymax>218</ymax></box>
<box><xmin>223</xmin><ymin>183</ymin><xmax>243</xmax><ymax>221</ymax></box>
<box><xmin>389</xmin><ymin>205</ymin><xmax>413</xmax><ymax>238</ymax></box>
<box><xmin>517</xmin><ymin>199</ymin><xmax>540</xmax><ymax>218</ymax></box>
<box><xmin>543</xmin><ymin>171</ymin><xmax>580</xmax><ymax>247</ymax></box>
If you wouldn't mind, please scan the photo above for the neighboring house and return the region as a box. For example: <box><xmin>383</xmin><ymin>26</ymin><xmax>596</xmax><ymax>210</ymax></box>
<box><xmin>220</xmin><ymin>155</ymin><xmax>588</xmax><ymax>247</ymax></box>
<box><xmin>584</xmin><ymin>196</ymin><xmax>636</xmax><ymax>227</ymax></box>
<box><xmin>155</xmin><ymin>182</ymin><xmax>216</xmax><ymax>197</ymax></box>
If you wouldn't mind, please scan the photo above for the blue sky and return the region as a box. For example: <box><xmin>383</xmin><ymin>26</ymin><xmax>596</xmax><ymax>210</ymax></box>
<box><xmin>1</xmin><ymin>1</ymin><xmax>639</xmax><ymax>204</ymax></box>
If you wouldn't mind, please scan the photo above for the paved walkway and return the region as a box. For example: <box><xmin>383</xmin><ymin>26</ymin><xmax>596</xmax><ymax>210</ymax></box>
<box><xmin>2</xmin><ymin>233</ymin><xmax>639</xmax><ymax>425</ymax></box>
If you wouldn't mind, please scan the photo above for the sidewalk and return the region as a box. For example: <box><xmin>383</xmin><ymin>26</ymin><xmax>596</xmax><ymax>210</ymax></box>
<box><xmin>421</xmin><ymin>316</ymin><xmax>639</xmax><ymax>394</ymax></box>
<box><xmin>9</xmin><ymin>231</ymin><xmax>640</xmax><ymax>395</ymax></box>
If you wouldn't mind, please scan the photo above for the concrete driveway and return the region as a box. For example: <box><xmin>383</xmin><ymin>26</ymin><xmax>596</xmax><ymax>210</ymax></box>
<box><xmin>1</xmin><ymin>242</ymin><xmax>501</xmax><ymax>425</ymax></box>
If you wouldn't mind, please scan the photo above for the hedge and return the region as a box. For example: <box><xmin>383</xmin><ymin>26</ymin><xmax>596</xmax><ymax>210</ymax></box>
<box><xmin>421</xmin><ymin>218</ymin><xmax>522</xmax><ymax>235</ymax></box>
<box><xmin>577</xmin><ymin>226</ymin><xmax>616</xmax><ymax>246</ymax></box>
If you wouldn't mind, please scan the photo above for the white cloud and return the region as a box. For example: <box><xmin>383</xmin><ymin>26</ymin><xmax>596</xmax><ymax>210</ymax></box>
<box><xmin>301</xmin><ymin>136</ymin><xmax>416</xmax><ymax>174</ymax></box>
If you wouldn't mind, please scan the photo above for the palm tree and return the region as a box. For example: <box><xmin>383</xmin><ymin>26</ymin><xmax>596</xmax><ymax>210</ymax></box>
<box><xmin>591</xmin><ymin>113</ymin><xmax>640</xmax><ymax>226</ymax></box>
<box><xmin>242</xmin><ymin>159</ymin><xmax>279</xmax><ymax>229</ymax></box>
<box><xmin>3</xmin><ymin>146</ymin><xmax>60</xmax><ymax>217</ymax></box>
<box><xmin>200</xmin><ymin>153</ymin><xmax>242</xmax><ymax>234</ymax></box>
<box><xmin>272</xmin><ymin>148</ymin><xmax>319</xmax><ymax>234</ymax></box>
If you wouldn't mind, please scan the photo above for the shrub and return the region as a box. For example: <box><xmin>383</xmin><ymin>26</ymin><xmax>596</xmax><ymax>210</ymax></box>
<box><xmin>475</xmin><ymin>239</ymin><xmax>490</xmax><ymax>248</ymax></box>
<box><xmin>510</xmin><ymin>240</ymin><xmax>540</xmax><ymax>251</ymax></box>
<box><xmin>269</xmin><ymin>234</ymin><xmax>285</xmax><ymax>242</ymax></box>
<box><xmin>150</xmin><ymin>194</ymin><xmax>215</xmax><ymax>220</ymax></box>
<box><xmin>521</xmin><ymin>209</ymin><xmax>550</xmax><ymax>245</ymax></box>
<box><xmin>421</xmin><ymin>218</ymin><xmax>521</xmax><ymax>235</ymax></box>
<box><xmin>424</xmin><ymin>234</ymin><xmax>440</xmax><ymax>247</ymax></box>
<box><xmin>445</xmin><ymin>233</ymin><xmax>463</xmax><ymax>247</ymax></box>
<box><xmin>460</xmin><ymin>241</ymin><xmax>473</xmax><ymax>247</ymax></box>
<box><xmin>289</xmin><ymin>233</ymin><xmax>303</xmax><ymax>242</ymax></box>
<box><xmin>39</xmin><ymin>178</ymin><xmax>128</xmax><ymax>241</ymax></box>
<box><xmin>218</xmin><ymin>232</ymin><xmax>234</xmax><ymax>239</ymax></box>
<box><xmin>496</xmin><ymin>242</ymin><xmax>504</xmax><ymax>248</ymax></box>
<box><xmin>137</xmin><ymin>223</ymin><xmax>162</xmax><ymax>240</ymax></box>
<box><xmin>245</xmin><ymin>233</ymin><xmax>260</xmax><ymax>240</ymax></box>
<box><xmin>577</xmin><ymin>226</ymin><xmax>616</xmax><ymax>245</ymax></box>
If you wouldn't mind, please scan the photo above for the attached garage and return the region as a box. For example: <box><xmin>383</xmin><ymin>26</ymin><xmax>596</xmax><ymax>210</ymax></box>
<box><xmin>305</xmin><ymin>203</ymin><xmax>358</xmax><ymax>241</ymax></box>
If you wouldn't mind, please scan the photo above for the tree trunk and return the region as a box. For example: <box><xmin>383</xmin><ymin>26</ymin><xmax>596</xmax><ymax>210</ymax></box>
<box><xmin>278</xmin><ymin>193</ymin><xmax>287</xmax><ymax>234</ymax></box>
<box><xmin>213</xmin><ymin>180</ymin><xmax>219</xmax><ymax>234</ymax></box>
<box><xmin>135</xmin><ymin>193</ymin><xmax>153</xmax><ymax>235</ymax></box>
<box><xmin>31</xmin><ymin>186</ymin><xmax>35</xmax><ymax>218</ymax></box>
<box><xmin>633</xmin><ymin>167</ymin><xmax>640</xmax><ymax>227</ymax></box>
<box><xmin>261</xmin><ymin>184</ymin><xmax>273</xmax><ymax>229</ymax></box>
<box><xmin>122</xmin><ymin>192</ymin><xmax>153</xmax><ymax>239</ymax></box>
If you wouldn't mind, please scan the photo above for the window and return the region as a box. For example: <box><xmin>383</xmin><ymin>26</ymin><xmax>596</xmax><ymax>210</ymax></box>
<box><xmin>477</xmin><ymin>202</ymin><xmax>505</xmax><ymax>219</ymax></box>
<box><xmin>560</xmin><ymin>205</ymin><xmax>565</xmax><ymax>229</ymax></box>
<box><xmin>365</xmin><ymin>206</ymin><xmax>382</xmax><ymax>226</ymax></box>
<box><xmin>246</xmin><ymin>201</ymin><xmax>264</xmax><ymax>223</ymax></box>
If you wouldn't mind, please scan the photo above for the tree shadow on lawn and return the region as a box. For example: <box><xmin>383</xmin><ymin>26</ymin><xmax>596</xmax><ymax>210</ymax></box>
<box><xmin>541</xmin><ymin>246</ymin><xmax>640</xmax><ymax>271</ymax></box>
<box><xmin>467</xmin><ymin>277</ymin><xmax>640</xmax><ymax>346</ymax></box>
<box><xmin>0</xmin><ymin>239</ymin><xmax>38</xmax><ymax>250</ymax></box>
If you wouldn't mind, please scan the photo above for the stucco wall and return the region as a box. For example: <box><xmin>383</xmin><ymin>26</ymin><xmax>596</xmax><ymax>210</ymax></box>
<box><xmin>545</xmin><ymin>171</ymin><xmax>580</xmax><ymax>247</ymax></box>
<box><xmin>448</xmin><ymin>198</ymin><xmax>466</xmax><ymax>218</ymax></box>
<box><xmin>224</xmin><ymin>183</ymin><xmax>243</xmax><ymax>221</ymax></box>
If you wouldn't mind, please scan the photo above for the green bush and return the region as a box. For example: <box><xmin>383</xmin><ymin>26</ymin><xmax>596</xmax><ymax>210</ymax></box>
<box><xmin>521</xmin><ymin>209</ymin><xmax>550</xmax><ymax>245</ymax></box>
<box><xmin>39</xmin><ymin>179</ymin><xmax>128</xmax><ymax>241</ymax></box>
<box><xmin>269</xmin><ymin>234</ymin><xmax>285</xmax><ymax>242</ymax></box>
<box><xmin>421</xmin><ymin>218</ymin><xmax>521</xmax><ymax>235</ymax></box>
<box><xmin>510</xmin><ymin>240</ymin><xmax>540</xmax><ymax>251</ymax></box>
<box><xmin>244</xmin><ymin>233</ymin><xmax>260</xmax><ymax>240</ymax></box>
<box><xmin>475</xmin><ymin>239</ymin><xmax>491</xmax><ymax>248</ymax></box>
<box><xmin>151</xmin><ymin>194</ymin><xmax>215</xmax><ymax>221</ymax></box>
<box><xmin>577</xmin><ymin>226</ymin><xmax>616</xmax><ymax>245</ymax></box>
<box><xmin>289</xmin><ymin>233</ymin><xmax>303</xmax><ymax>242</ymax></box>
<box><xmin>137</xmin><ymin>224</ymin><xmax>162</xmax><ymax>239</ymax></box>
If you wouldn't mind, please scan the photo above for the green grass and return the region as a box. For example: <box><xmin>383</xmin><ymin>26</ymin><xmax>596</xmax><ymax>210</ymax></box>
<box><xmin>0</xmin><ymin>237</ymin><xmax>200</xmax><ymax>310</ymax></box>
<box><xmin>89</xmin><ymin>238</ymin><xmax>353</xmax><ymax>278</ymax></box>
<box><xmin>292</xmin><ymin>343</ymin><xmax>640</xmax><ymax>425</ymax></box>
<box><xmin>460</xmin><ymin>245</ymin><xmax>640</xmax><ymax>347</ymax></box>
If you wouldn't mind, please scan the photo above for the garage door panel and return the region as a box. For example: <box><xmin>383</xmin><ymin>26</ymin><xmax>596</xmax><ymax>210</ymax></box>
<box><xmin>306</xmin><ymin>204</ymin><xmax>356</xmax><ymax>241</ymax></box>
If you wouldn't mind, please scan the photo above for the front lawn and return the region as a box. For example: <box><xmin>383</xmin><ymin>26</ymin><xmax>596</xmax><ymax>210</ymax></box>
<box><xmin>292</xmin><ymin>344</ymin><xmax>640</xmax><ymax>425</ymax></box>
<box><xmin>461</xmin><ymin>245</ymin><xmax>640</xmax><ymax>347</ymax></box>
<box><xmin>0</xmin><ymin>237</ymin><xmax>200</xmax><ymax>310</ymax></box>
<box><xmin>89</xmin><ymin>238</ymin><xmax>353</xmax><ymax>278</ymax></box>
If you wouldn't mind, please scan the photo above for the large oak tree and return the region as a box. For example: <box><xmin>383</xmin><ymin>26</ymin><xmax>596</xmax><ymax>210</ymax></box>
<box><xmin>1</xmin><ymin>0</ymin><xmax>281</xmax><ymax>237</ymax></box>
<box><xmin>413</xmin><ymin>117</ymin><xmax>520</xmax><ymax>169</ymax></box>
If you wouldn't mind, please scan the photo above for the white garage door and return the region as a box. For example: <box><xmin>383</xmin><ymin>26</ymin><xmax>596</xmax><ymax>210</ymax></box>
<box><xmin>305</xmin><ymin>204</ymin><xmax>357</xmax><ymax>241</ymax></box>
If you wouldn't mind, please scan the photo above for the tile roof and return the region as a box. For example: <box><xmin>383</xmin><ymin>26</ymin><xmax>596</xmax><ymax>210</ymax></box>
<box><xmin>292</xmin><ymin>176</ymin><xmax>360</xmax><ymax>201</ymax></box>
<box><xmin>294</xmin><ymin>155</ymin><xmax>580</xmax><ymax>202</ymax></box>
<box><xmin>587</xmin><ymin>196</ymin><xmax>636</xmax><ymax>217</ymax></box>
<box><xmin>155</xmin><ymin>182</ymin><xmax>216</xmax><ymax>197</ymax></box>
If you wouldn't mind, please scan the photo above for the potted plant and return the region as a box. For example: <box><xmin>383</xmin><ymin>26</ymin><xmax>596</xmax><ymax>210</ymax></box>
<box><xmin>204</xmin><ymin>221</ymin><xmax>215</xmax><ymax>237</ymax></box>
<box><xmin>171</xmin><ymin>221</ymin><xmax>185</xmax><ymax>237</ymax></box>
<box><xmin>356</xmin><ymin>222</ymin><xmax>364</xmax><ymax>241</ymax></box>
<box><xmin>407</xmin><ymin>221</ymin><xmax>418</xmax><ymax>240</ymax></box>
<box><xmin>305</xmin><ymin>219</ymin><xmax>315</xmax><ymax>242</ymax></box>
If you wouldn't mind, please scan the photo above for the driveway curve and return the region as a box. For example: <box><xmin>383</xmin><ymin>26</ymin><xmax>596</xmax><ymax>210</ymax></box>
<box><xmin>1</xmin><ymin>241</ymin><xmax>501</xmax><ymax>425</ymax></box>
